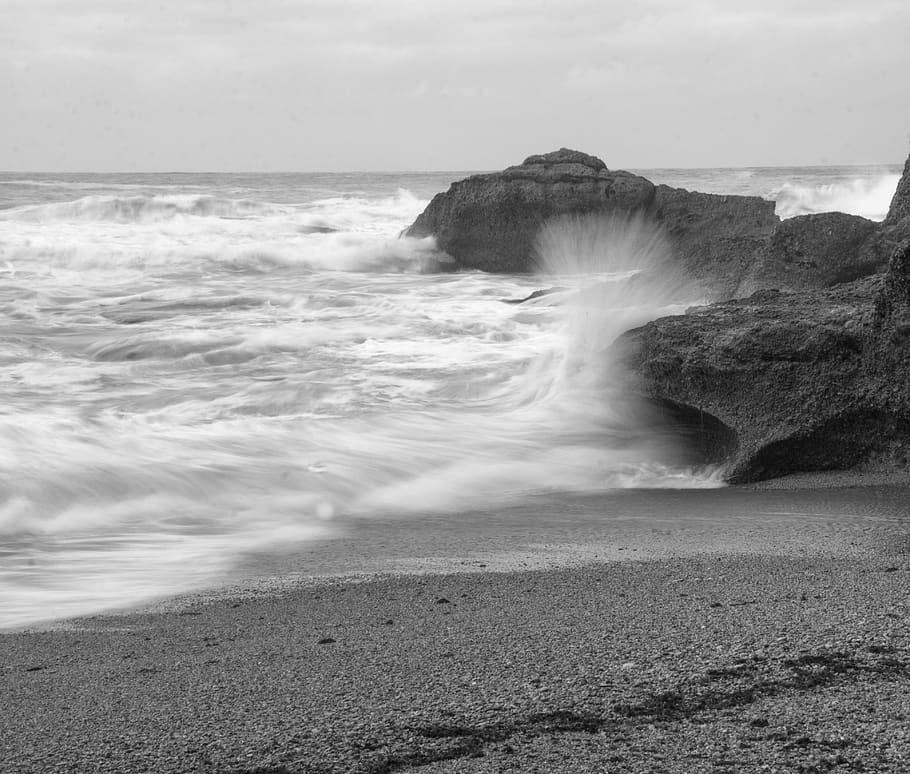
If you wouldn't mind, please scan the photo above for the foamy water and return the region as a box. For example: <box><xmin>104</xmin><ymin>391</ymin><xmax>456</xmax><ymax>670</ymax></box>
<box><xmin>0</xmin><ymin>165</ymin><xmax>901</xmax><ymax>628</ymax></box>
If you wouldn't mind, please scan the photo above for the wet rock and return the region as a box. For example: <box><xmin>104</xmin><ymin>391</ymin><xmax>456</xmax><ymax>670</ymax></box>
<box><xmin>616</xmin><ymin>239</ymin><xmax>910</xmax><ymax>482</ymax></box>
<box><xmin>404</xmin><ymin>149</ymin><xmax>657</xmax><ymax>273</ymax></box>
<box><xmin>885</xmin><ymin>151</ymin><xmax>910</xmax><ymax>225</ymax></box>
<box><xmin>650</xmin><ymin>184</ymin><xmax>778</xmax><ymax>299</ymax></box>
<box><xmin>404</xmin><ymin>149</ymin><xmax>778</xmax><ymax>297</ymax></box>
<box><xmin>737</xmin><ymin>212</ymin><xmax>880</xmax><ymax>296</ymax></box>
<box><xmin>500</xmin><ymin>287</ymin><xmax>567</xmax><ymax>305</ymax></box>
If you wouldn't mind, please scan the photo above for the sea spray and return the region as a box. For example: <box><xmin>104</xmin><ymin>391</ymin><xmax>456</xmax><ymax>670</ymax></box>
<box><xmin>6</xmin><ymin>164</ymin><xmax>884</xmax><ymax>629</ymax></box>
<box><xmin>0</xmin><ymin>203</ymin><xmax>721</xmax><ymax>628</ymax></box>
<box><xmin>772</xmin><ymin>174</ymin><xmax>901</xmax><ymax>221</ymax></box>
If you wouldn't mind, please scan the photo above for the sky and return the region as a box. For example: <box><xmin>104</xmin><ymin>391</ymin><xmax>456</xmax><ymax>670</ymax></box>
<box><xmin>2</xmin><ymin>0</ymin><xmax>910</xmax><ymax>172</ymax></box>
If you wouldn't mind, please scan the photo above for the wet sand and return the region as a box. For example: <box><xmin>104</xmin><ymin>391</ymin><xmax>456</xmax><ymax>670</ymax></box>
<box><xmin>2</xmin><ymin>485</ymin><xmax>909</xmax><ymax>773</ymax></box>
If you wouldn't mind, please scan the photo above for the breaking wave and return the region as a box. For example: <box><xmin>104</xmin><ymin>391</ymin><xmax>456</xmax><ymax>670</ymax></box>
<box><xmin>773</xmin><ymin>174</ymin><xmax>900</xmax><ymax>221</ymax></box>
<box><xmin>2</xmin><ymin>194</ymin><xmax>281</xmax><ymax>222</ymax></box>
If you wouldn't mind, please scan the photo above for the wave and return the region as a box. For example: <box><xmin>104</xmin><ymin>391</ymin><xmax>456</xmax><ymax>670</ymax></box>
<box><xmin>2</xmin><ymin>230</ymin><xmax>445</xmax><ymax>276</ymax></box>
<box><xmin>772</xmin><ymin>174</ymin><xmax>900</xmax><ymax>221</ymax></box>
<box><xmin>0</xmin><ymin>194</ymin><xmax>282</xmax><ymax>222</ymax></box>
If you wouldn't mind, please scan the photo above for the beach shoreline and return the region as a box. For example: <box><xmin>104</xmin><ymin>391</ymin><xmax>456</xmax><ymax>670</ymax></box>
<box><xmin>2</xmin><ymin>487</ymin><xmax>909</xmax><ymax>773</ymax></box>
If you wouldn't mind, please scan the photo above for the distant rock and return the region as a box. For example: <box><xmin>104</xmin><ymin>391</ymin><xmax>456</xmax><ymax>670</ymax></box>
<box><xmin>404</xmin><ymin>149</ymin><xmax>656</xmax><ymax>273</ymax></box>
<box><xmin>617</xmin><ymin>239</ymin><xmax>910</xmax><ymax>482</ymax></box>
<box><xmin>737</xmin><ymin>212</ymin><xmax>880</xmax><ymax>296</ymax></box>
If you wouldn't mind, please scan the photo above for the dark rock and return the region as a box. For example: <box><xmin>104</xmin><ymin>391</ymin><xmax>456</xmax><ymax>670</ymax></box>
<box><xmin>405</xmin><ymin>147</ymin><xmax>910</xmax><ymax>302</ymax></box>
<box><xmin>885</xmin><ymin>150</ymin><xmax>910</xmax><ymax>225</ymax></box>
<box><xmin>404</xmin><ymin>149</ymin><xmax>656</xmax><ymax>272</ymax></box>
<box><xmin>616</xmin><ymin>239</ymin><xmax>910</xmax><ymax>481</ymax></box>
<box><xmin>737</xmin><ymin>212</ymin><xmax>880</xmax><ymax>296</ymax></box>
<box><xmin>317</xmin><ymin>637</ymin><xmax>336</xmax><ymax>645</ymax></box>
<box><xmin>874</xmin><ymin>240</ymin><xmax>910</xmax><ymax>322</ymax></box>
<box><xmin>866</xmin><ymin>151</ymin><xmax>910</xmax><ymax>266</ymax></box>
<box><xmin>650</xmin><ymin>185</ymin><xmax>778</xmax><ymax>299</ymax></box>
<box><xmin>500</xmin><ymin>287</ymin><xmax>567</xmax><ymax>305</ymax></box>
<box><xmin>404</xmin><ymin>150</ymin><xmax>778</xmax><ymax>297</ymax></box>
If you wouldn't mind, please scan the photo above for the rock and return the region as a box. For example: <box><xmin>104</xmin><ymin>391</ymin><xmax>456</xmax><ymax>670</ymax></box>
<box><xmin>875</xmin><ymin>240</ymin><xmax>910</xmax><ymax>320</ymax></box>
<box><xmin>650</xmin><ymin>185</ymin><xmax>778</xmax><ymax>299</ymax></box>
<box><xmin>500</xmin><ymin>287</ymin><xmax>567</xmax><ymax>304</ymax></box>
<box><xmin>405</xmin><ymin>147</ymin><xmax>910</xmax><ymax>302</ymax></box>
<box><xmin>616</xmin><ymin>239</ymin><xmax>910</xmax><ymax>482</ymax></box>
<box><xmin>737</xmin><ymin>212</ymin><xmax>880</xmax><ymax>296</ymax></box>
<box><xmin>864</xmin><ymin>150</ymin><xmax>910</xmax><ymax>267</ymax></box>
<box><xmin>885</xmin><ymin>150</ymin><xmax>910</xmax><ymax>225</ymax></box>
<box><xmin>404</xmin><ymin>149</ymin><xmax>657</xmax><ymax>273</ymax></box>
<box><xmin>405</xmin><ymin>150</ymin><xmax>778</xmax><ymax>297</ymax></box>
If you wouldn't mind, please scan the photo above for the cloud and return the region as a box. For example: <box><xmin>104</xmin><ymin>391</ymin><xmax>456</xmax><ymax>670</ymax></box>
<box><xmin>1</xmin><ymin>0</ymin><xmax>909</xmax><ymax>170</ymax></box>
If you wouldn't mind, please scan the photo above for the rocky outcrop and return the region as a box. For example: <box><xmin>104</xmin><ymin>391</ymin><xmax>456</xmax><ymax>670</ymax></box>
<box><xmin>405</xmin><ymin>149</ymin><xmax>656</xmax><ymax>273</ymax></box>
<box><xmin>407</xmin><ymin>149</ymin><xmax>910</xmax><ymax>302</ymax></box>
<box><xmin>617</xmin><ymin>240</ymin><xmax>910</xmax><ymax>482</ymax></box>
<box><xmin>650</xmin><ymin>185</ymin><xmax>778</xmax><ymax>298</ymax></box>
<box><xmin>860</xmin><ymin>150</ymin><xmax>910</xmax><ymax>268</ymax></box>
<box><xmin>405</xmin><ymin>149</ymin><xmax>778</xmax><ymax>287</ymax></box>
<box><xmin>885</xmin><ymin>151</ymin><xmax>910</xmax><ymax>225</ymax></box>
<box><xmin>736</xmin><ymin>212</ymin><xmax>880</xmax><ymax>296</ymax></box>
<box><xmin>405</xmin><ymin>148</ymin><xmax>910</xmax><ymax>301</ymax></box>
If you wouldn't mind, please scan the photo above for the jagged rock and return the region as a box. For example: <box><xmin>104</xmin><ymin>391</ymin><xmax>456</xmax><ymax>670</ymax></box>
<box><xmin>863</xmin><ymin>150</ymin><xmax>910</xmax><ymax>265</ymax></box>
<box><xmin>405</xmin><ymin>149</ymin><xmax>655</xmax><ymax>273</ymax></box>
<box><xmin>737</xmin><ymin>212</ymin><xmax>880</xmax><ymax>296</ymax></box>
<box><xmin>885</xmin><ymin>151</ymin><xmax>910</xmax><ymax>224</ymax></box>
<box><xmin>617</xmin><ymin>239</ymin><xmax>910</xmax><ymax>482</ymax></box>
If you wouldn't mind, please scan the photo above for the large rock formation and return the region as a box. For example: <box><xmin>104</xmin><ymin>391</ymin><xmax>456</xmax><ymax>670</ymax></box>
<box><xmin>407</xmin><ymin>145</ymin><xmax>910</xmax><ymax>482</ymax></box>
<box><xmin>405</xmin><ymin>149</ymin><xmax>655</xmax><ymax>273</ymax></box>
<box><xmin>405</xmin><ymin>148</ymin><xmax>894</xmax><ymax>299</ymax></box>
<box><xmin>405</xmin><ymin>149</ymin><xmax>778</xmax><ymax>289</ymax></box>
<box><xmin>617</xmin><ymin>240</ymin><xmax>910</xmax><ymax>482</ymax></box>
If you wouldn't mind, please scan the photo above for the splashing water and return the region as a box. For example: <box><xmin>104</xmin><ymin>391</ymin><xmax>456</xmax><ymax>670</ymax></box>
<box><xmin>3</xmin><ymin>164</ymin><xmax>892</xmax><ymax>628</ymax></box>
<box><xmin>772</xmin><ymin>174</ymin><xmax>901</xmax><ymax>221</ymax></box>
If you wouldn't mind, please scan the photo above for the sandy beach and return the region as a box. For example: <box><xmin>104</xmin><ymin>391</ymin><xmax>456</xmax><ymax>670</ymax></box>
<box><xmin>2</xmin><ymin>485</ymin><xmax>909</xmax><ymax>774</ymax></box>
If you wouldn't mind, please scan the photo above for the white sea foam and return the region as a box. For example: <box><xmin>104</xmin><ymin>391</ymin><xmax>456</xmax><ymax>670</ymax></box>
<box><xmin>7</xmin><ymin>166</ymin><xmax>876</xmax><ymax>628</ymax></box>
<box><xmin>772</xmin><ymin>174</ymin><xmax>900</xmax><ymax>221</ymax></box>
<box><xmin>2</xmin><ymin>193</ymin><xmax>282</xmax><ymax>222</ymax></box>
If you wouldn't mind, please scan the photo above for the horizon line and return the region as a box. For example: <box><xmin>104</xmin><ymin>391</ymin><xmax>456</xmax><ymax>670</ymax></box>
<box><xmin>0</xmin><ymin>160</ymin><xmax>904</xmax><ymax>176</ymax></box>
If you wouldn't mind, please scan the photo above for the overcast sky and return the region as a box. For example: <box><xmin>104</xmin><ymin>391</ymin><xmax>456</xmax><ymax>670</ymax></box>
<box><xmin>3</xmin><ymin>0</ymin><xmax>909</xmax><ymax>171</ymax></box>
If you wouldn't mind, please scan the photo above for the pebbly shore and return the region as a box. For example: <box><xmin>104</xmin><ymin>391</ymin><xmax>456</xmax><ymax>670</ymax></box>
<box><xmin>2</xmin><ymin>489</ymin><xmax>909</xmax><ymax>773</ymax></box>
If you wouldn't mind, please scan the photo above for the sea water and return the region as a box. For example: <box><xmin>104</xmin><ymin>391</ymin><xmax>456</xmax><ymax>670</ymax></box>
<box><xmin>0</xmin><ymin>163</ymin><xmax>901</xmax><ymax>628</ymax></box>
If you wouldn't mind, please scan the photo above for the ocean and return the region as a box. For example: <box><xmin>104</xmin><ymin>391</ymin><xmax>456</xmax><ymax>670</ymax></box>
<box><xmin>0</xmin><ymin>163</ymin><xmax>902</xmax><ymax>629</ymax></box>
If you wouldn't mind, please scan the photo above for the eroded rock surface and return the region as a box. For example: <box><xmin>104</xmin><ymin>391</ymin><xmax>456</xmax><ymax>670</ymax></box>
<box><xmin>885</xmin><ymin>152</ymin><xmax>910</xmax><ymax>225</ymax></box>
<box><xmin>650</xmin><ymin>185</ymin><xmax>779</xmax><ymax>298</ymax></box>
<box><xmin>737</xmin><ymin>212</ymin><xmax>880</xmax><ymax>297</ymax></box>
<box><xmin>405</xmin><ymin>149</ymin><xmax>655</xmax><ymax>272</ymax></box>
<box><xmin>406</xmin><ymin>149</ymin><xmax>887</xmax><ymax>299</ymax></box>
<box><xmin>618</xmin><ymin>240</ymin><xmax>910</xmax><ymax>482</ymax></box>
